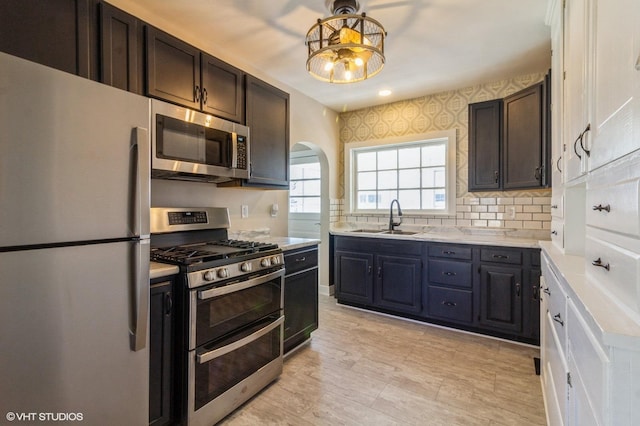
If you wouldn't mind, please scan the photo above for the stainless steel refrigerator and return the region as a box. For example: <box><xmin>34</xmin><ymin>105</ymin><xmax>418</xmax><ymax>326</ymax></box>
<box><xmin>0</xmin><ymin>52</ymin><xmax>150</xmax><ymax>424</ymax></box>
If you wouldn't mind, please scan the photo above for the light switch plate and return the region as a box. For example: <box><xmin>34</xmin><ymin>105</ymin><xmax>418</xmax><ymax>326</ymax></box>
<box><xmin>241</xmin><ymin>205</ymin><xmax>249</xmax><ymax>218</ymax></box>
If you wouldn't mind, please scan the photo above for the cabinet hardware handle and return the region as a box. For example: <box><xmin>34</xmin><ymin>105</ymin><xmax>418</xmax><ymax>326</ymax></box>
<box><xmin>443</xmin><ymin>271</ymin><xmax>456</xmax><ymax>276</ymax></box>
<box><xmin>551</xmin><ymin>204</ymin><xmax>558</xmax><ymax>209</ymax></box>
<box><xmin>202</xmin><ymin>87</ymin><xmax>208</xmax><ymax>105</ymax></box>
<box><xmin>636</xmin><ymin>52</ymin><xmax>640</xmax><ymax>70</ymax></box>
<box><xmin>165</xmin><ymin>293</ymin><xmax>172</xmax><ymax>316</ymax></box>
<box><xmin>579</xmin><ymin>123</ymin><xmax>591</xmax><ymax>157</ymax></box>
<box><xmin>556</xmin><ymin>156</ymin><xmax>562</xmax><ymax>173</ymax></box>
<box><xmin>592</xmin><ymin>204</ymin><xmax>611</xmax><ymax>212</ymax></box>
<box><xmin>543</xmin><ymin>288</ymin><xmax>551</xmax><ymax>295</ymax></box>
<box><xmin>551</xmin><ymin>230</ymin><xmax>558</xmax><ymax>235</ymax></box>
<box><xmin>492</xmin><ymin>254</ymin><xmax>509</xmax><ymax>259</ymax></box>
<box><xmin>516</xmin><ymin>282</ymin><xmax>521</xmax><ymax>297</ymax></box>
<box><xmin>534</xmin><ymin>166</ymin><xmax>542</xmax><ymax>181</ymax></box>
<box><xmin>443</xmin><ymin>250</ymin><xmax>455</xmax><ymax>255</ymax></box>
<box><xmin>441</xmin><ymin>301</ymin><xmax>457</xmax><ymax>307</ymax></box>
<box><xmin>553</xmin><ymin>313</ymin><xmax>564</xmax><ymax>327</ymax></box>
<box><xmin>533</xmin><ymin>285</ymin><xmax>539</xmax><ymax>301</ymax></box>
<box><xmin>574</xmin><ymin>134</ymin><xmax>582</xmax><ymax>160</ymax></box>
<box><xmin>494</xmin><ymin>170</ymin><xmax>499</xmax><ymax>183</ymax></box>
<box><xmin>195</xmin><ymin>85</ymin><xmax>201</xmax><ymax>102</ymax></box>
<box><xmin>377</xmin><ymin>266</ymin><xmax>382</xmax><ymax>278</ymax></box>
<box><xmin>592</xmin><ymin>257</ymin><xmax>610</xmax><ymax>271</ymax></box>
<box><xmin>295</xmin><ymin>257</ymin><xmax>306</xmax><ymax>262</ymax></box>
<box><xmin>368</xmin><ymin>265</ymin><xmax>372</xmax><ymax>275</ymax></box>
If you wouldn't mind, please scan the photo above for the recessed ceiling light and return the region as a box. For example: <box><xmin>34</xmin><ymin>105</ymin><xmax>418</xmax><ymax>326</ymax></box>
<box><xmin>378</xmin><ymin>89</ymin><xmax>392</xmax><ymax>97</ymax></box>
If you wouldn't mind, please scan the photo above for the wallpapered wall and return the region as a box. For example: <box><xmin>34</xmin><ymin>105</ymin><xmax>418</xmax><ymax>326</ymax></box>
<box><xmin>335</xmin><ymin>72</ymin><xmax>553</xmax><ymax>231</ymax></box>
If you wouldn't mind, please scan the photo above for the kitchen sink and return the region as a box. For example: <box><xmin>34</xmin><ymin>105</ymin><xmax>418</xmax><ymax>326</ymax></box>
<box><xmin>350</xmin><ymin>229</ymin><xmax>385</xmax><ymax>233</ymax></box>
<box><xmin>381</xmin><ymin>230</ymin><xmax>418</xmax><ymax>235</ymax></box>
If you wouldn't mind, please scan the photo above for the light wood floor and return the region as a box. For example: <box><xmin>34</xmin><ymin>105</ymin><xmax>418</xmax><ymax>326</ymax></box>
<box><xmin>221</xmin><ymin>295</ymin><xmax>546</xmax><ymax>425</ymax></box>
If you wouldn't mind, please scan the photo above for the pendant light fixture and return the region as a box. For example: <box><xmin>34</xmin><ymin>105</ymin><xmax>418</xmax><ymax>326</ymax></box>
<box><xmin>305</xmin><ymin>0</ymin><xmax>387</xmax><ymax>83</ymax></box>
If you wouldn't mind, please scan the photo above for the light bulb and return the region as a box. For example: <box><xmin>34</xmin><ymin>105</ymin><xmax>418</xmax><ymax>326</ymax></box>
<box><xmin>324</xmin><ymin>61</ymin><xmax>334</xmax><ymax>72</ymax></box>
<box><xmin>354</xmin><ymin>57</ymin><xmax>364</xmax><ymax>67</ymax></box>
<box><xmin>345</xmin><ymin>70</ymin><xmax>352</xmax><ymax>80</ymax></box>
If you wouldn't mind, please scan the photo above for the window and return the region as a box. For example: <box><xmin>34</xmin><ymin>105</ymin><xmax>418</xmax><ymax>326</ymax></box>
<box><xmin>345</xmin><ymin>129</ymin><xmax>457</xmax><ymax>215</ymax></box>
<box><xmin>289</xmin><ymin>154</ymin><xmax>321</xmax><ymax>213</ymax></box>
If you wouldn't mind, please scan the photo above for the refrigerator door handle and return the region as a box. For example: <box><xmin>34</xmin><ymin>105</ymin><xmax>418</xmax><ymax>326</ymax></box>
<box><xmin>132</xmin><ymin>126</ymin><xmax>150</xmax><ymax>238</ymax></box>
<box><xmin>131</xmin><ymin>239</ymin><xmax>150</xmax><ymax>351</ymax></box>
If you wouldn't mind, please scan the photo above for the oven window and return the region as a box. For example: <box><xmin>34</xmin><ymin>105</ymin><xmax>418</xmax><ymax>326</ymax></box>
<box><xmin>194</xmin><ymin>318</ymin><xmax>281</xmax><ymax>410</ymax></box>
<box><xmin>195</xmin><ymin>277</ymin><xmax>282</xmax><ymax>346</ymax></box>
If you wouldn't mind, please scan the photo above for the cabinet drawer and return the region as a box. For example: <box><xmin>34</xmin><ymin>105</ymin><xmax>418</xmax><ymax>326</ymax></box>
<box><xmin>427</xmin><ymin>286</ymin><xmax>473</xmax><ymax>323</ymax></box>
<box><xmin>550</xmin><ymin>219</ymin><xmax>564</xmax><ymax>250</ymax></box>
<box><xmin>551</xmin><ymin>193</ymin><xmax>564</xmax><ymax>218</ymax></box>
<box><xmin>567</xmin><ymin>300</ymin><xmax>609</xmax><ymax>425</ymax></box>
<box><xmin>542</xmin><ymin>311</ymin><xmax>568</xmax><ymax>424</ymax></box>
<box><xmin>428</xmin><ymin>259</ymin><xmax>472</xmax><ymax>288</ymax></box>
<box><xmin>585</xmin><ymin>234</ymin><xmax>640</xmax><ymax>313</ymax></box>
<box><xmin>284</xmin><ymin>247</ymin><xmax>318</xmax><ymax>276</ymax></box>
<box><xmin>376</xmin><ymin>239</ymin><xmax>422</xmax><ymax>256</ymax></box>
<box><xmin>428</xmin><ymin>244</ymin><xmax>472</xmax><ymax>260</ymax></box>
<box><xmin>586</xmin><ymin>177</ymin><xmax>640</xmax><ymax>237</ymax></box>
<box><xmin>545</xmin><ymin>268</ymin><xmax>567</xmax><ymax>352</ymax></box>
<box><xmin>480</xmin><ymin>247</ymin><xmax>522</xmax><ymax>265</ymax></box>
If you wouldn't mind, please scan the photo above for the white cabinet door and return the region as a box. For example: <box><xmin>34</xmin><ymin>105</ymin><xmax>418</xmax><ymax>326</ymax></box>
<box><xmin>549</xmin><ymin>0</ymin><xmax>565</xmax><ymax>186</ymax></box>
<box><xmin>589</xmin><ymin>0</ymin><xmax>640</xmax><ymax>171</ymax></box>
<box><xmin>563</xmin><ymin>0</ymin><xmax>591</xmax><ymax>181</ymax></box>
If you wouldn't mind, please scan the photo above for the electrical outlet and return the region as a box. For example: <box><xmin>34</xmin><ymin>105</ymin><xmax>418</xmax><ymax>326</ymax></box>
<box><xmin>270</xmin><ymin>203</ymin><xmax>279</xmax><ymax>217</ymax></box>
<box><xmin>241</xmin><ymin>205</ymin><xmax>249</xmax><ymax>218</ymax></box>
<box><xmin>507</xmin><ymin>206</ymin><xmax>516</xmax><ymax>220</ymax></box>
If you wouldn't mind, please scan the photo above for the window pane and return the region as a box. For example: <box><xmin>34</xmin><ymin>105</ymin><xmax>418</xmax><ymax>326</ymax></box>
<box><xmin>357</xmin><ymin>151</ymin><xmax>377</xmax><ymax>171</ymax></box>
<box><xmin>422</xmin><ymin>167</ymin><xmax>446</xmax><ymax>187</ymax></box>
<box><xmin>289</xmin><ymin>197</ymin><xmax>320</xmax><ymax>213</ymax></box>
<box><xmin>377</xmin><ymin>150</ymin><xmax>397</xmax><ymax>170</ymax></box>
<box><xmin>357</xmin><ymin>191</ymin><xmax>378</xmax><ymax>210</ymax></box>
<box><xmin>357</xmin><ymin>171</ymin><xmax>376</xmax><ymax>190</ymax></box>
<box><xmin>421</xmin><ymin>189</ymin><xmax>446</xmax><ymax>210</ymax></box>
<box><xmin>303</xmin><ymin>180</ymin><xmax>321</xmax><ymax>196</ymax></box>
<box><xmin>377</xmin><ymin>190</ymin><xmax>396</xmax><ymax>209</ymax></box>
<box><xmin>290</xmin><ymin>164</ymin><xmax>305</xmax><ymax>180</ymax></box>
<box><xmin>290</xmin><ymin>180</ymin><xmax>303</xmax><ymax>196</ymax></box>
<box><xmin>398</xmin><ymin>147</ymin><xmax>421</xmax><ymax>168</ymax></box>
<box><xmin>421</xmin><ymin>144</ymin><xmax>446</xmax><ymax>167</ymax></box>
<box><xmin>377</xmin><ymin>170</ymin><xmax>397</xmax><ymax>190</ymax></box>
<box><xmin>398</xmin><ymin>190</ymin><xmax>420</xmax><ymax>209</ymax></box>
<box><xmin>398</xmin><ymin>169</ymin><xmax>420</xmax><ymax>189</ymax></box>
<box><xmin>301</xmin><ymin>162</ymin><xmax>321</xmax><ymax>179</ymax></box>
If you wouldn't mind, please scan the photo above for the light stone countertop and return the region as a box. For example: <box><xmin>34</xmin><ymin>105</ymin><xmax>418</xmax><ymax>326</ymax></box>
<box><xmin>257</xmin><ymin>236</ymin><xmax>320</xmax><ymax>251</ymax></box>
<box><xmin>540</xmin><ymin>241</ymin><xmax>640</xmax><ymax>350</ymax></box>
<box><xmin>330</xmin><ymin>222</ymin><xmax>548</xmax><ymax>249</ymax></box>
<box><xmin>150</xmin><ymin>261</ymin><xmax>179</xmax><ymax>280</ymax></box>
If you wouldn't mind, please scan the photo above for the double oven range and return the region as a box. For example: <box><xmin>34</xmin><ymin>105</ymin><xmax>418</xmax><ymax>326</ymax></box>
<box><xmin>150</xmin><ymin>207</ymin><xmax>284</xmax><ymax>426</ymax></box>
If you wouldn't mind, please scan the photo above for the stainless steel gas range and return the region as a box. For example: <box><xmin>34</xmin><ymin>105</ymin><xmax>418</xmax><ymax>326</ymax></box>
<box><xmin>150</xmin><ymin>207</ymin><xmax>284</xmax><ymax>426</ymax></box>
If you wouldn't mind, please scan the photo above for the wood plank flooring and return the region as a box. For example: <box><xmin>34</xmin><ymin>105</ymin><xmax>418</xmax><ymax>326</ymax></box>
<box><xmin>221</xmin><ymin>295</ymin><xmax>546</xmax><ymax>425</ymax></box>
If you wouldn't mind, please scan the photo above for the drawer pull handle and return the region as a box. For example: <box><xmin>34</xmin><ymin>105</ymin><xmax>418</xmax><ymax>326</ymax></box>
<box><xmin>492</xmin><ymin>254</ymin><xmax>509</xmax><ymax>260</ymax></box>
<box><xmin>543</xmin><ymin>288</ymin><xmax>551</xmax><ymax>295</ymax></box>
<box><xmin>516</xmin><ymin>283</ymin><xmax>521</xmax><ymax>297</ymax></box>
<box><xmin>592</xmin><ymin>258</ymin><xmax>610</xmax><ymax>271</ymax></box>
<box><xmin>592</xmin><ymin>204</ymin><xmax>611</xmax><ymax>212</ymax></box>
<box><xmin>556</xmin><ymin>156</ymin><xmax>562</xmax><ymax>173</ymax></box>
<box><xmin>579</xmin><ymin>124</ymin><xmax>591</xmax><ymax>157</ymax></box>
<box><xmin>551</xmin><ymin>230</ymin><xmax>558</xmax><ymax>235</ymax></box>
<box><xmin>377</xmin><ymin>266</ymin><xmax>382</xmax><ymax>278</ymax></box>
<box><xmin>442</xmin><ymin>301</ymin><xmax>457</xmax><ymax>307</ymax></box>
<box><xmin>553</xmin><ymin>313</ymin><xmax>564</xmax><ymax>327</ymax></box>
<box><xmin>443</xmin><ymin>271</ymin><xmax>457</xmax><ymax>276</ymax></box>
<box><xmin>551</xmin><ymin>204</ymin><xmax>558</xmax><ymax>209</ymax></box>
<box><xmin>295</xmin><ymin>257</ymin><xmax>306</xmax><ymax>262</ymax></box>
<box><xmin>368</xmin><ymin>265</ymin><xmax>372</xmax><ymax>275</ymax></box>
<box><xmin>443</xmin><ymin>250</ymin><xmax>455</xmax><ymax>255</ymax></box>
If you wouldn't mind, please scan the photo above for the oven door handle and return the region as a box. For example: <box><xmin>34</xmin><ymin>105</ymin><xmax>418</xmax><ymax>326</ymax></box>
<box><xmin>197</xmin><ymin>269</ymin><xmax>284</xmax><ymax>300</ymax></box>
<box><xmin>197</xmin><ymin>315</ymin><xmax>284</xmax><ymax>364</ymax></box>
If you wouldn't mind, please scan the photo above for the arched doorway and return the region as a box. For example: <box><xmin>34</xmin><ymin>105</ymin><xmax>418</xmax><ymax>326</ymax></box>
<box><xmin>289</xmin><ymin>142</ymin><xmax>331</xmax><ymax>295</ymax></box>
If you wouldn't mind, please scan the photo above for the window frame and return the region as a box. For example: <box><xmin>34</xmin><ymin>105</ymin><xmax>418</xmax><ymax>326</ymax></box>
<box><xmin>289</xmin><ymin>151</ymin><xmax>322</xmax><ymax>218</ymax></box>
<box><xmin>344</xmin><ymin>129</ymin><xmax>457</xmax><ymax>216</ymax></box>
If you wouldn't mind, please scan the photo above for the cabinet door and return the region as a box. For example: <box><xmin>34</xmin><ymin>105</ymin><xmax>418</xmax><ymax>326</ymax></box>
<box><xmin>503</xmin><ymin>83</ymin><xmax>544</xmax><ymax>189</ymax></box>
<box><xmin>589</xmin><ymin>0</ymin><xmax>640</xmax><ymax>170</ymax></box>
<box><xmin>563</xmin><ymin>0</ymin><xmax>590</xmax><ymax>181</ymax></box>
<box><xmin>150</xmin><ymin>281</ymin><xmax>173</xmax><ymax>426</ymax></box>
<box><xmin>550</xmin><ymin>6</ymin><xmax>565</xmax><ymax>186</ymax></box>
<box><xmin>528</xmin><ymin>268</ymin><xmax>541</xmax><ymax>343</ymax></box>
<box><xmin>0</xmin><ymin>0</ymin><xmax>92</xmax><ymax>78</ymax></box>
<box><xmin>468</xmin><ymin>100</ymin><xmax>502</xmax><ymax>191</ymax></box>
<box><xmin>201</xmin><ymin>54</ymin><xmax>245</xmax><ymax>123</ymax></box>
<box><xmin>479</xmin><ymin>264</ymin><xmax>523</xmax><ymax>333</ymax></box>
<box><xmin>284</xmin><ymin>268</ymin><xmax>319</xmax><ymax>353</ymax></box>
<box><xmin>245</xmin><ymin>75</ymin><xmax>290</xmax><ymax>187</ymax></box>
<box><xmin>146</xmin><ymin>26</ymin><xmax>201</xmax><ymax>109</ymax></box>
<box><xmin>374</xmin><ymin>255</ymin><xmax>422</xmax><ymax>314</ymax></box>
<box><xmin>335</xmin><ymin>250</ymin><xmax>373</xmax><ymax>304</ymax></box>
<box><xmin>99</xmin><ymin>3</ymin><xmax>141</xmax><ymax>94</ymax></box>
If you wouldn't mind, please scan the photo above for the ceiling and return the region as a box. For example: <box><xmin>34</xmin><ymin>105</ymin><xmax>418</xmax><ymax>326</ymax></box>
<box><xmin>113</xmin><ymin>0</ymin><xmax>551</xmax><ymax>112</ymax></box>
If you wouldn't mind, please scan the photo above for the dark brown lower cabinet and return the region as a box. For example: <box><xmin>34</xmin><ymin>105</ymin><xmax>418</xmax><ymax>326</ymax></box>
<box><xmin>150</xmin><ymin>278</ymin><xmax>174</xmax><ymax>426</ymax></box>
<box><xmin>479</xmin><ymin>264</ymin><xmax>524</xmax><ymax>333</ymax></box>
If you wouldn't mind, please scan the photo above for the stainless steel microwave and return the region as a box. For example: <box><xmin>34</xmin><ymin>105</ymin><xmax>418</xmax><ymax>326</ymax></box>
<box><xmin>151</xmin><ymin>99</ymin><xmax>249</xmax><ymax>183</ymax></box>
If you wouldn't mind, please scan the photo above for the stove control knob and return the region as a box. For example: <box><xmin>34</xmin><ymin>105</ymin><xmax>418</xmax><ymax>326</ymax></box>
<box><xmin>203</xmin><ymin>270</ymin><xmax>216</xmax><ymax>281</ymax></box>
<box><xmin>260</xmin><ymin>258</ymin><xmax>271</xmax><ymax>268</ymax></box>
<box><xmin>217</xmin><ymin>268</ymin><xmax>229</xmax><ymax>279</ymax></box>
<box><xmin>271</xmin><ymin>256</ymin><xmax>281</xmax><ymax>265</ymax></box>
<box><xmin>241</xmin><ymin>262</ymin><xmax>252</xmax><ymax>272</ymax></box>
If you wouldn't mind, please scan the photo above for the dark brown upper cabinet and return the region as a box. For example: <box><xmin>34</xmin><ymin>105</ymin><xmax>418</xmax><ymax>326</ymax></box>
<box><xmin>0</xmin><ymin>0</ymin><xmax>95</xmax><ymax>78</ymax></box>
<box><xmin>99</xmin><ymin>2</ymin><xmax>143</xmax><ymax>94</ymax></box>
<box><xmin>145</xmin><ymin>26</ymin><xmax>245</xmax><ymax>123</ymax></box>
<box><xmin>468</xmin><ymin>80</ymin><xmax>550</xmax><ymax>192</ymax></box>
<box><xmin>468</xmin><ymin>99</ymin><xmax>502</xmax><ymax>191</ymax></box>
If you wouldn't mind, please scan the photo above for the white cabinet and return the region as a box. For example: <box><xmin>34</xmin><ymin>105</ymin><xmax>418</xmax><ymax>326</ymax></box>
<box><xmin>589</xmin><ymin>0</ymin><xmax>640</xmax><ymax>171</ymax></box>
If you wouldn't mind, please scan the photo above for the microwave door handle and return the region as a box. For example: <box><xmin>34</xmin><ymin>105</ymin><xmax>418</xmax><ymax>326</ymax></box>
<box><xmin>230</xmin><ymin>132</ymin><xmax>237</xmax><ymax>168</ymax></box>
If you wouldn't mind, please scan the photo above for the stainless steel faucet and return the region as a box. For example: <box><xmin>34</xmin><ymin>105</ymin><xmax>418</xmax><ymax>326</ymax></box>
<box><xmin>389</xmin><ymin>199</ymin><xmax>403</xmax><ymax>231</ymax></box>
